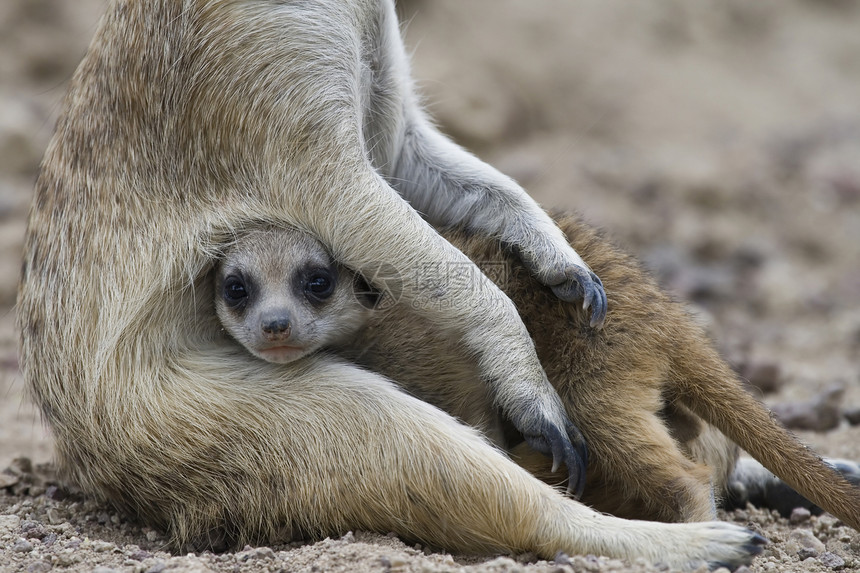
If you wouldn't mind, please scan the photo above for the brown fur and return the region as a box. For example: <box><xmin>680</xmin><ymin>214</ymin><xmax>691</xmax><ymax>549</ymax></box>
<box><xmin>349</xmin><ymin>213</ymin><xmax>860</xmax><ymax>527</ymax></box>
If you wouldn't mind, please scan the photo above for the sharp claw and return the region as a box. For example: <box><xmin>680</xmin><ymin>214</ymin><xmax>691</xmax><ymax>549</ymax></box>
<box><xmin>587</xmin><ymin>273</ymin><xmax>608</xmax><ymax>329</ymax></box>
<box><xmin>590</xmin><ymin>302</ymin><xmax>605</xmax><ymax>328</ymax></box>
<box><xmin>565</xmin><ymin>420</ymin><xmax>588</xmax><ymax>498</ymax></box>
<box><xmin>567</xmin><ymin>461</ymin><xmax>586</xmax><ymax>498</ymax></box>
<box><xmin>523</xmin><ymin>421</ymin><xmax>589</xmax><ymax>498</ymax></box>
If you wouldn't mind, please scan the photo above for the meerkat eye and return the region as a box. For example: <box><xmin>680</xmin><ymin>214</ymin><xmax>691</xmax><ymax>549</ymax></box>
<box><xmin>223</xmin><ymin>276</ymin><xmax>248</xmax><ymax>305</ymax></box>
<box><xmin>305</xmin><ymin>271</ymin><xmax>335</xmax><ymax>301</ymax></box>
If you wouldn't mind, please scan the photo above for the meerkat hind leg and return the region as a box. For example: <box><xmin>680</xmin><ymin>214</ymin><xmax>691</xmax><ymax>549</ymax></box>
<box><xmin>157</xmin><ymin>350</ymin><xmax>764</xmax><ymax>569</ymax></box>
<box><xmin>725</xmin><ymin>456</ymin><xmax>860</xmax><ymax>518</ymax></box>
<box><xmin>512</xmin><ymin>400</ymin><xmax>718</xmax><ymax>523</ymax></box>
<box><xmin>388</xmin><ymin>113</ymin><xmax>607</xmax><ymax>327</ymax></box>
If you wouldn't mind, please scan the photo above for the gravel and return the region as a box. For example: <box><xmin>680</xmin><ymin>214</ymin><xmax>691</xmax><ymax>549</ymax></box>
<box><xmin>2</xmin><ymin>0</ymin><xmax>860</xmax><ymax>571</ymax></box>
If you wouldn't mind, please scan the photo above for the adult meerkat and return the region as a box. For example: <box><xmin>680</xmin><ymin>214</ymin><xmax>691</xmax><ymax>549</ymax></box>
<box><xmin>16</xmin><ymin>0</ymin><xmax>768</xmax><ymax>568</ymax></box>
<box><xmin>215</xmin><ymin>218</ymin><xmax>860</xmax><ymax>530</ymax></box>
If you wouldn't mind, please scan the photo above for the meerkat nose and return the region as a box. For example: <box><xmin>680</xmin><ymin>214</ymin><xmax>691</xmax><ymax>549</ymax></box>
<box><xmin>261</xmin><ymin>314</ymin><xmax>292</xmax><ymax>338</ymax></box>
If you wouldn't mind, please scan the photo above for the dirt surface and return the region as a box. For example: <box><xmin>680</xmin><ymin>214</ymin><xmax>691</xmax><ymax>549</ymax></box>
<box><xmin>2</xmin><ymin>0</ymin><xmax>860</xmax><ymax>571</ymax></box>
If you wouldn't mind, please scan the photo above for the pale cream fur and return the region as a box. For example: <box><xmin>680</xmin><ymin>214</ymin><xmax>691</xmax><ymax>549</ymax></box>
<box><xmin>18</xmin><ymin>0</ymin><xmax>767</xmax><ymax>569</ymax></box>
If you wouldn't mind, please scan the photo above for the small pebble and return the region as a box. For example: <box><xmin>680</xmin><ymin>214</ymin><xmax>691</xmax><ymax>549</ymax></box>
<box><xmin>128</xmin><ymin>549</ymin><xmax>152</xmax><ymax>561</ymax></box>
<box><xmin>786</xmin><ymin>529</ymin><xmax>825</xmax><ymax>556</ymax></box>
<box><xmin>820</xmin><ymin>552</ymin><xmax>846</xmax><ymax>569</ymax></box>
<box><xmin>26</xmin><ymin>561</ymin><xmax>52</xmax><ymax>573</ymax></box>
<box><xmin>515</xmin><ymin>552</ymin><xmax>538</xmax><ymax>564</ymax></box>
<box><xmin>844</xmin><ymin>407</ymin><xmax>860</xmax><ymax>426</ymax></box>
<box><xmin>0</xmin><ymin>473</ymin><xmax>20</xmax><ymax>489</ymax></box>
<box><xmin>798</xmin><ymin>547</ymin><xmax>818</xmax><ymax>560</ymax></box>
<box><xmin>737</xmin><ymin>361</ymin><xmax>783</xmax><ymax>394</ymax></box>
<box><xmin>790</xmin><ymin>507</ymin><xmax>812</xmax><ymax>524</ymax></box>
<box><xmin>553</xmin><ymin>551</ymin><xmax>572</xmax><ymax>566</ymax></box>
<box><xmin>24</xmin><ymin>528</ymin><xmax>48</xmax><ymax>541</ymax></box>
<box><xmin>771</xmin><ymin>385</ymin><xmax>844</xmax><ymax>432</ymax></box>
<box><xmin>92</xmin><ymin>540</ymin><xmax>116</xmax><ymax>552</ymax></box>
<box><xmin>45</xmin><ymin>485</ymin><xmax>67</xmax><ymax>501</ymax></box>
<box><xmin>55</xmin><ymin>551</ymin><xmax>80</xmax><ymax>567</ymax></box>
<box><xmin>144</xmin><ymin>561</ymin><xmax>166</xmax><ymax>573</ymax></box>
<box><xmin>6</xmin><ymin>458</ymin><xmax>33</xmax><ymax>475</ymax></box>
<box><xmin>12</xmin><ymin>537</ymin><xmax>34</xmax><ymax>553</ymax></box>
<box><xmin>252</xmin><ymin>547</ymin><xmax>275</xmax><ymax>560</ymax></box>
<box><xmin>0</xmin><ymin>514</ymin><xmax>21</xmax><ymax>534</ymax></box>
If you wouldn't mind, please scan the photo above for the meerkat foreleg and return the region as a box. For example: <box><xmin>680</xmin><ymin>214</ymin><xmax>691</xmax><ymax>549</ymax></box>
<box><xmin>387</xmin><ymin>111</ymin><xmax>607</xmax><ymax>328</ymax></box>
<box><xmin>359</xmin><ymin>0</ymin><xmax>605</xmax><ymax>327</ymax></box>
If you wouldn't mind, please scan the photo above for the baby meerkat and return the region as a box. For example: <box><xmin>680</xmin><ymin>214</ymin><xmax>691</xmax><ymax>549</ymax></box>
<box><xmin>215</xmin><ymin>228</ymin><xmax>369</xmax><ymax>364</ymax></box>
<box><xmin>216</xmin><ymin>226</ymin><xmax>506</xmax><ymax>443</ymax></box>
<box><xmin>218</xmin><ymin>216</ymin><xmax>860</xmax><ymax>530</ymax></box>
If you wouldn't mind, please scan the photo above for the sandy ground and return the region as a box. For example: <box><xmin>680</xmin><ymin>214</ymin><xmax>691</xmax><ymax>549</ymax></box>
<box><xmin>1</xmin><ymin>0</ymin><xmax>860</xmax><ymax>571</ymax></box>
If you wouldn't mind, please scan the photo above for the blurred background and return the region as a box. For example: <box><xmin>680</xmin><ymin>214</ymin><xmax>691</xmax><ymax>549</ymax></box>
<box><xmin>2</xmin><ymin>0</ymin><xmax>859</xmax><ymax>469</ymax></box>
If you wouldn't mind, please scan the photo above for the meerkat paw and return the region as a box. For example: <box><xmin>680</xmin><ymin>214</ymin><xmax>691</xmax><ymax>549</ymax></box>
<box><xmin>512</xmin><ymin>241</ymin><xmax>607</xmax><ymax>328</ymax></box>
<box><xmin>676</xmin><ymin>522</ymin><xmax>768</xmax><ymax>570</ymax></box>
<box><xmin>513</xmin><ymin>411</ymin><xmax>589</xmax><ymax>497</ymax></box>
<box><xmin>546</xmin><ymin>266</ymin><xmax>607</xmax><ymax>328</ymax></box>
<box><xmin>575</xmin><ymin>517</ymin><xmax>766</xmax><ymax>570</ymax></box>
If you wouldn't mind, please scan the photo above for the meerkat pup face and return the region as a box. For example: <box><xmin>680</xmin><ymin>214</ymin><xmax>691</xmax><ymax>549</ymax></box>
<box><xmin>215</xmin><ymin>228</ymin><xmax>368</xmax><ymax>364</ymax></box>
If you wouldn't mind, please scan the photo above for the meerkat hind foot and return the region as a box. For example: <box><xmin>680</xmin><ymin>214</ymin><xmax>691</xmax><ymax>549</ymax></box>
<box><xmin>725</xmin><ymin>456</ymin><xmax>860</xmax><ymax>518</ymax></box>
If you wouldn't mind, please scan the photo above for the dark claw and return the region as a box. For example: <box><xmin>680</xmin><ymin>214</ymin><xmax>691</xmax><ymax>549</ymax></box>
<box><xmin>550</xmin><ymin>268</ymin><xmax>607</xmax><ymax>329</ymax></box>
<box><xmin>587</xmin><ymin>272</ymin><xmax>607</xmax><ymax>328</ymax></box>
<box><xmin>523</xmin><ymin>419</ymin><xmax>589</xmax><ymax>498</ymax></box>
<box><xmin>711</xmin><ymin>532</ymin><xmax>767</xmax><ymax>571</ymax></box>
<box><xmin>740</xmin><ymin>533</ymin><xmax>769</xmax><ymax>559</ymax></box>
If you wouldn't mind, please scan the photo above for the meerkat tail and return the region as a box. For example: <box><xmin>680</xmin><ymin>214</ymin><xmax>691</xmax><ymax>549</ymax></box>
<box><xmin>672</xmin><ymin>351</ymin><xmax>860</xmax><ymax>530</ymax></box>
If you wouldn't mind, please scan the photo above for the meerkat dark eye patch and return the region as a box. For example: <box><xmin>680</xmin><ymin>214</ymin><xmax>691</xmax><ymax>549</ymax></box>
<box><xmin>222</xmin><ymin>275</ymin><xmax>250</xmax><ymax>308</ymax></box>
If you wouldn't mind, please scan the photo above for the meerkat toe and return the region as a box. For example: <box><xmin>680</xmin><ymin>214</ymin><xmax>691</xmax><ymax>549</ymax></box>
<box><xmin>548</xmin><ymin>266</ymin><xmax>607</xmax><ymax>329</ymax></box>
<box><xmin>522</xmin><ymin>419</ymin><xmax>588</xmax><ymax>498</ymax></box>
<box><xmin>587</xmin><ymin>271</ymin><xmax>607</xmax><ymax>328</ymax></box>
<box><xmin>698</xmin><ymin>524</ymin><xmax>768</xmax><ymax>570</ymax></box>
